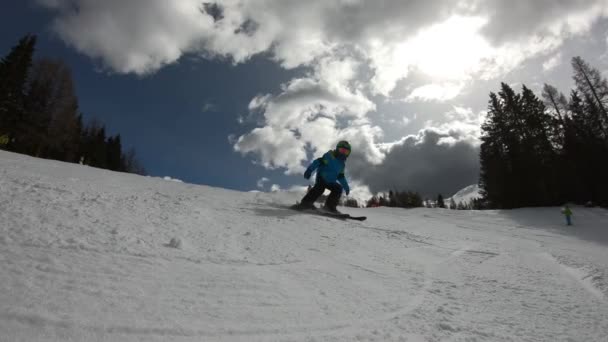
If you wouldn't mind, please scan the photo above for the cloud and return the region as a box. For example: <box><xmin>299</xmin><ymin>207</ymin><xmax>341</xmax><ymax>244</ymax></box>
<box><xmin>201</xmin><ymin>101</ymin><xmax>218</xmax><ymax>113</ymax></box>
<box><xmin>348</xmin><ymin>106</ymin><xmax>484</xmax><ymax>196</ymax></box>
<box><xmin>234</xmin><ymin>125</ymin><xmax>307</xmax><ymax>173</ymax></box>
<box><xmin>543</xmin><ymin>53</ymin><xmax>562</xmax><ymax>72</ymax></box>
<box><xmin>405</xmin><ymin>82</ymin><xmax>467</xmax><ymax>102</ymax></box>
<box><xmin>233</xmin><ymin>60</ymin><xmax>384</xmax><ymax>174</ymax></box>
<box><xmin>37</xmin><ymin>0</ymin><xmax>608</xmax><ymax>78</ymax></box>
<box><xmin>351</xmin><ymin>128</ymin><xmax>480</xmax><ymax>197</ymax></box>
<box><xmin>256</xmin><ymin>177</ymin><xmax>269</xmax><ymax>189</ymax></box>
<box><xmin>36</xmin><ymin>0</ymin><xmax>608</xmax><ymax>194</ymax></box>
<box><xmin>476</xmin><ymin>0</ymin><xmax>608</xmax><ymax>44</ymax></box>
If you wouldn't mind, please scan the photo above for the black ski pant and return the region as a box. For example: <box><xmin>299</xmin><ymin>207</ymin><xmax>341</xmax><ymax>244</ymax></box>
<box><xmin>301</xmin><ymin>175</ymin><xmax>343</xmax><ymax>209</ymax></box>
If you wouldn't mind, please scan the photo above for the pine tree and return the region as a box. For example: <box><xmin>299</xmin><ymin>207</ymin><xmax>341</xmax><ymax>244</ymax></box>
<box><xmin>106</xmin><ymin>135</ymin><xmax>123</xmax><ymax>171</ymax></box>
<box><xmin>122</xmin><ymin>147</ymin><xmax>146</xmax><ymax>175</ymax></box>
<box><xmin>0</xmin><ymin>34</ymin><xmax>37</xmax><ymax>149</ymax></box>
<box><xmin>22</xmin><ymin>59</ymin><xmax>81</xmax><ymax>161</ymax></box>
<box><xmin>571</xmin><ymin>56</ymin><xmax>608</xmax><ymax>137</ymax></box>
<box><xmin>388</xmin><ymin>190</ymin><xmax>398</xmax><ymax>207</ymax></box>
<box><xmin>480</xmin><ymin>90</ymin><xmax>511</xmax><ymax>208</ymax></box>
<box><xmin>436</xmin><ymin>194</ymin><xmax>445</xmax><ymax>208</ymax></box>
<box><xmin>378</xmin><ymin>195</ymin><xmax>388</xmax><ymax>207</ymax></box>
<box><xmin>542</xmin><ymin>83</ymin><xmax>569</xmax><ymax>149</ymax></box>
<box><xmin>480</xmin><ymin>83</ymin><xmax>557</xmax><ymax>208</ymax></box>
<box><xmin>519</xmin><ymin>85</ymin><xmax>558</xmax><ymax>205</ymax></box>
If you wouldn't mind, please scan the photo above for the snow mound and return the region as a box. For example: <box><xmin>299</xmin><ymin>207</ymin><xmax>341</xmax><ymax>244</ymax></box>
<box><xmin>167</xmin><ymin>237</ymin><xmax>183</xmax><ymax>249</ymax></box>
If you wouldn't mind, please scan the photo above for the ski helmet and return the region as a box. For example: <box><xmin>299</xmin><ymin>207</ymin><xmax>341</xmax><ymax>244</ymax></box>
<box><xmin>336</xmin><ymin>140</ymin><xmax>351</xmax><ymax>156</ymax></box>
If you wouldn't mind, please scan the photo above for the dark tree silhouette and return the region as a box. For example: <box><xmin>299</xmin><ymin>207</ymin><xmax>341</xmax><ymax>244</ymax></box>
<box><xmin>0</xmin><ymin>35</ymin><xmax>145</xmax><ymax>176</ymax></box>
<box><xmin>0</xmin><ymin>34</ymin><xmax>36</xmax><ymax>149</ymax></box>
<box><xmin>436</xmin><ymin>194</ymin><xmax>445</xmax><ymax>208</ymax></box>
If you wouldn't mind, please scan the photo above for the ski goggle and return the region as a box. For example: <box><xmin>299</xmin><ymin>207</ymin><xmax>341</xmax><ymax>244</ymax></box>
<box><xmin>337</xmin><ymin>147</ymin><xmax>351</xmax><ymax>156</ymax></box>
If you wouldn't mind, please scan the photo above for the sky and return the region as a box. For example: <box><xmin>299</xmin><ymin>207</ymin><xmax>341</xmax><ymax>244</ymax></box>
<box><xmin>3</xmin><ymin>0</ymin><xmax>608</xmax><ymax>199</ymax></box>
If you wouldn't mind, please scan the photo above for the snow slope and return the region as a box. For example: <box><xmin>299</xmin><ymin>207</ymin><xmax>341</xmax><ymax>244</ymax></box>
<box><xmin>1</xmin><ymin>150</ymin><xmax>608</xmax><ymax>342</ymax></box>
<box><xmin>448</xmin><ymin>184</ymin><xmax>482</xmax><ymax>206</ymax></box>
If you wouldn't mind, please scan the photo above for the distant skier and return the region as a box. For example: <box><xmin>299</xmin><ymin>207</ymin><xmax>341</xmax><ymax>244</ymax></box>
<box><xmin>561</xmin><ymin>204</ymin><xmax>573</xmax><ymax>226</ymax></box>
<box><xmin>296</xmin><ymin>141</ymin><xmax>351</xmax><ymax>213</ymax></box>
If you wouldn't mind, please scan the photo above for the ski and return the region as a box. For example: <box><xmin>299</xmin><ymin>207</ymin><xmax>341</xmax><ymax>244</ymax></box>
<box><xmin>290</xmin><ymin>204</ymin><xmax>367</xmax><ymax>221</ymax></box>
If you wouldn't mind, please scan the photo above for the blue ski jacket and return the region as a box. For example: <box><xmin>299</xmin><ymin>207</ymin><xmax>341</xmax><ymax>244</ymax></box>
<box><xmin>305</xmin><ymin>150</ymin><xmax>350</xmax><ymax>194</ymax></box>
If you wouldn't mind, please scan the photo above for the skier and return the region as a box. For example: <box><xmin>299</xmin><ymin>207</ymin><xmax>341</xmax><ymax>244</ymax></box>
<box><xmin>296</xmin><ymin>141</ymin><xmax>351</xmax><ymax>213</ymax></box>
<box><xmin>561</xmin><ymin>204</ymin><xmax>573</xmax><ymax>226</ymax></box>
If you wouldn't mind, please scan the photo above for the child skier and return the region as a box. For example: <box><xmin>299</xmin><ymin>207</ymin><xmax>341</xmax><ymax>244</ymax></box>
<box><xmin>561</xmin><ymin>204</ymin><xmax>573</xmax><ymax>226</ymax></box>
<box><xmin>296</xmin><ymin>141</ymin><xmax>351</xmax><ymax>213</ymax></box>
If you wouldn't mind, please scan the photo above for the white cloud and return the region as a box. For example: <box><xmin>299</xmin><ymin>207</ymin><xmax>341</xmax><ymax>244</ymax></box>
<box><xmin>36</xmin><ymin>0</ymin><xmax>608</xmax><ymax>193</ymax></box>
<box><xmin>405</xmin><ymin>83</ymin><xmax>467</xmax><ymax>102</ymax></box>
<box><xmin>234</xmin><ymin>126</ymin><xmax>307</xmax><ymax>174</ymax></box>
<box><xmin>201</xmin><ymin>101</ymin><xmax>218</xmax><ymax>113</ymax></box>
<box><xmin>38</xmin><ymin>1</ymin><xmax>608</xmax><ymax>80</ymax></box>
<box><xmin>233</xmin><ymin>60</ymin><xmax>382</xmax><ymax>174</ymax></box>
<box><xmin>543</xmin><ymin>53</ymin><xmax>562</xmax><ymax>72</ymax></box>
<box><xmin>256</xmin><ymin>177</ymin><xmax>270</xmax><ymax>189</ymax></box>
<box><xmin>436</xmin><ymin>106</ymin><xmax>486</xmax><ymax>146</ymax></box>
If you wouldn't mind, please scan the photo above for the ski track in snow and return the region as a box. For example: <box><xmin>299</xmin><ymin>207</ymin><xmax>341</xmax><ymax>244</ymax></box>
<box><xmin>1</xmin><ymin>150</ymin><xmax>608</xmax><ymax>341</ymax></box>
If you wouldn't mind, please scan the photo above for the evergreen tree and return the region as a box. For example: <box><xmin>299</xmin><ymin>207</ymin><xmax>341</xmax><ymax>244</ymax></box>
<box><xmin>541</xmin><ymin>83</ymin><xmax>569</xmax><ymax>149</ymax></box>
<box><xmin>519</xmin><ymin>85</ymin><xmax>558</xmax><ymax>205</ymax></box>
<box><xmin>122</xmin><ymin>147</ymin><xmax>146</xmax><ymax>175</ymax></box>
<box><xmin>388</xmin><ymin>190</ymin><xmax>398</xmax><ymax>207</ymax></box>
<box><xmin>23</xmin><ymin>59</ymin><xmax>80</xmax><ymax>161</ymax></box>
<box><xmin>378</xmin><ymin>195</ymin><xmax>389</xmax><ymax>207</ymax></box>
<box><xmin>106</xmin><ymin>135</ymin><xmax>123</xmax><ymax>171</ymax></box>
<box><xmin>480</xmin><ymin>89</ymin><xmax>512</xmax><ymax>208</ymax></box>
<box><xmin>0</xmin><ymin>34</ymin><xmax>145</xmax><ymax>176</ymax></box>
<box><xmin>567</xmin><ymin>90</ymin><xmax>608</xmax><ymax>205</ymax></box>
<box><xmin>479</xmin><ymin>83</ymin><xmax>557</xmax><ymax>208</ymax></box>
<box><xmin>410</xmin><ymin>192</ymin><xmax>424</xmax><ymax>207</ymax></box>
<box><xmin>0</xmin><ymin>34</ymin><xmax>37</xmax><ymax>149</ymax></box>
<box><xmin>436</xmin><ymin>194</ymin><xmax>445</xmax><ymax>208</ymax></box>
<box><xmin>449</xmin><ymin>198</ymin><xmax>457</xmax><ymax>210</ymax></box>
<box><xmin>571</xmin><ymin>56</ymin><xmax>608</xmax><ymax>136</ymax></box>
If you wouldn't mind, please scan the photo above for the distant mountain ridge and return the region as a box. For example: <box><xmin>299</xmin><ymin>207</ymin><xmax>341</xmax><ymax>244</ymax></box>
<box><xmin>448</xmin><ymin>184</ymin><xmax>482</xmax><ymax>206</ymax></box>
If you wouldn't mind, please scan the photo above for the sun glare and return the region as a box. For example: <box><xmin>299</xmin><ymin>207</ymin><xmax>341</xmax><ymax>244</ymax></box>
<box><xmin>403</xmin><ymin>16</ymin><xmax>492</xmax><ymax>80</ymax></box>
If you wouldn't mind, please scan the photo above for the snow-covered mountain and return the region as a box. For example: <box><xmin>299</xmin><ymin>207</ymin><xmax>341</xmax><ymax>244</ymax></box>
<box><xmin>1</xmin><ymin>150</ymin><xmax>608</xmax><ymax>341</ymax></box>
<box><xmin>448</xmin><ymin>184</ymin><xmax>482</xmax><ymax>206</ymax></box>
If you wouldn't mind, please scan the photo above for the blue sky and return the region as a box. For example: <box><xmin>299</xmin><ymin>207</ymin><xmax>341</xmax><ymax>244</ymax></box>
<box><xmin>2</xmin><ymin>2</ymin><xmax>300</xmax><ymax>191</ymax></box>
<box><xmin>3</xmin><ymin>1</ymin><xmax>608</xmax><ymax>198</ymax></box>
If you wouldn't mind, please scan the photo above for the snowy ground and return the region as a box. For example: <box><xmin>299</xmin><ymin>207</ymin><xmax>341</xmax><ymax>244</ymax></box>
<box><xmin>1</xmin><ymin>150</ymin><xmax>607</xmax><ymax>342</ymax></box>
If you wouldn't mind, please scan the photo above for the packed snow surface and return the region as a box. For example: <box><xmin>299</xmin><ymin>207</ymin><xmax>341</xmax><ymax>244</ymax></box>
<box><xmin>1</xmin><ymin>150</ymin><xmax>608</xmax><ymax>342</ymax></box>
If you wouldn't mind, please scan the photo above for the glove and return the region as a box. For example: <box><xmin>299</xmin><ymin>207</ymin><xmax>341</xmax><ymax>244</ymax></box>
<box><xmin>343</xmin><ymin>185</ymin><xmax>350</xmax><ymax>196</ymax></box>
<box><xmin>304</xmin><ymin>169</ymin><xmax>312</xmax><ymax>180</ymax></box>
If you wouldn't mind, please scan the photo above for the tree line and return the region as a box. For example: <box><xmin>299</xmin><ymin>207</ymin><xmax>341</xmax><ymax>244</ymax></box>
<box><xmin>363</xmin><ymin>190</ymin><xmax>425</xmax><ymax>208</ymax></box>
<box><xmin>0</xmin><ymin>34</ymin><xmax>145</xmax><ymax>174</ymax></box>
<box><xmin>348</xmin><ymin>57</ymin><xmax>608</xmax><ymax>211</ymax></box>
<box><xmin>479</xmin><ymin>57</ymin><xmax>608</xmax><ymax>208</ymax></box>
